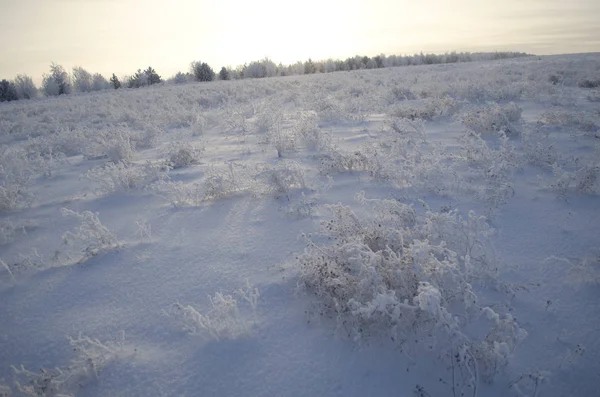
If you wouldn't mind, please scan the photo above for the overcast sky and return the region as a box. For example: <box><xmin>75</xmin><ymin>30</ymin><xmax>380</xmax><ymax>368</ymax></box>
<box><xmin>1</xmin><ymin>0</ymin><xmax>599</xmax><ymax>82</ymax></box>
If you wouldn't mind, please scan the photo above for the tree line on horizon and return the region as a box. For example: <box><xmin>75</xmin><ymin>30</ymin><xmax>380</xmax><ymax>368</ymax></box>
<box><xmin>0</xmin><ymin>51</ymin><xmax>530</xmax><ymax>102</ymax></box>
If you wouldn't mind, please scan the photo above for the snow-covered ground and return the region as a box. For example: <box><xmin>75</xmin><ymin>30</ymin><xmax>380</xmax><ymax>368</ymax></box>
<box><xmin>1</xmin><ymin>53</ymin><xmax>599</xmax><ymax>397</ymax></box>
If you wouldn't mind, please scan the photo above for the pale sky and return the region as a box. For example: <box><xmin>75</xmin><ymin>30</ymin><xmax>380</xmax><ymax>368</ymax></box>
<box><xmin>1</xmin><ymin>0</ymin><xmax>599</xmax><ymax>82</ymax></box>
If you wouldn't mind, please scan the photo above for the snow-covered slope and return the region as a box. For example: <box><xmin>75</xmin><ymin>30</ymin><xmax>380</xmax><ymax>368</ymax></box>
<box><xmin>1</xmin><ymin>54</ymin><xmax>599</xmax><ymax>397</ymax></box>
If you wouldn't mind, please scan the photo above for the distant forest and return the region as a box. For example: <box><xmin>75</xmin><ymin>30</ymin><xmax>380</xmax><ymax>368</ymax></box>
<box><xmin>0</xmin><ymin>51</ymin><xmax>531</xmax><ymax>102</ymax></box>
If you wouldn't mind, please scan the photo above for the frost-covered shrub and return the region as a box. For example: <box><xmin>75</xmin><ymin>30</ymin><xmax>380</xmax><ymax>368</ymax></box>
<box><xmin>0</xmin><ymin>249</ymin><xmax>46</xmax><ymax>280</ymax></box>
<box><xmin>203</xmin><ymin>162</ymin><xmax>240</xmax><ymax>200</ymax></box>
<box><xmin>457</xmin><ymin>131</ymin><xmax>518</xmax><ymax>210</ymax></box>
<box><xmin>172</xmin><ymin>283</ymin><xmax>259</xmax><ymax>340</ymax></box>
<box><xmin>392</xmin><ymin>97</ymin><xmax>459</xmax><ymax>121</ymax></box>
<box><xmin>285</xmin><ymin>192</ymin><xmax>317</xmax><ymax>219</ymax></box>
<box><xmin>461</xmin><ymin>102</ymin><xmax>522</xmax><ymax>135</ymax></box>
<box><xmin>253</xmin><ymin>109</ymin><xmax>282</xmax><ymax>134</ymax></box>
<box><xmin>8</xmin><ymin>333</ymin><xmax>129</xmax><ymax>397</ymax></box>
<box><xmin>318</xmin><ymin>146</ymin><xmax>370</xmax><ymax>174</ymax></box>
<box><xmin>473</xmin><ymin>310</ymin><xmax>529</xmax><ymax>383</ymax></box>
<box><xmin>0</xmin><ymin>182</ymin><xmax>28</xmax><ymax>212</ymax></box>
<box><xmin>537</xmin><ymin>110</ymin><xmax>598</xmax><ymax>133</ymax></box>
<box><xmin>265</xmin><ymin>123</ymin><xmax>297</xmax><ymax>158</ymax></box>
<box><xmin>104</xmin><ymin>132</ymin><xmax>134</xmax><ymax>163</ymax></box>
<box><xmin>61</xmin><ymin>208</ymin><xmax>121</xmax><ymax>263</ymax></box>
<box><xmin>521</xmin><ymin>128</ymin><xmax>559</xmax><ymax>168</ymax></box>
<box><xmin>387</xmin><ymin>117</ymin><xmax>427</xmax><ymax>141</ymax></box>
<box><xmin>254</xmin><ymin>160</ymin><xmax>306</xmax><ymax>196</ymax></box>
<box><xmin>389</xmin><ymin>86</ymin><xmax>417</xmax><ymax>101</ymax></box>
<box><xmin>546</xmin><ymin>162</ymin><xmax>600</xmax><ymax>197</ymax></box>
<box><xmin>0</xmin><ymin>147</ymin><xmax>36</xmax><ymax>212</ymax></box>
<box><xmin>150</xmin><ymin>180</ymin><xmax>203</xmax><ymax>207</ymax></box>
<box><xmin>165</xmin><ymin>141</ymin><xmax>204</xmax><ymax>168</ymax></box>
<box><xmin>293</xmin><ymin>112</ymin><xmax>330</xmax><ymax>150</ymax></box>
<box><xmin>313</xmin><ymin>96</ymin><xmax>363</xmax><ymax>125</ymax></box>
<box><xmin>85</xmin><ymin>161</ymin><xmax>168</xmax><ymax>195</ymax></box>
<box><xmin>296</xmin><ymin>196</ymin><xmax>523</xmax><ymax>382</ymax></box>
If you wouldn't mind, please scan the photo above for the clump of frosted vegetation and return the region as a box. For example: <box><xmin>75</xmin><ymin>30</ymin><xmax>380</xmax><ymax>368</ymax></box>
<box><xmin>60</xmin><ymin>208</ymin><xmax>121</xmax><ymax>263</ymax></box>
<box><xmin>265</xmin><ymin>123</ymin><xmax>298</xmax><ymax>158</ymax></box>
<box><xmin>151</xmin><ymin>162</ymin><xmax>251</xmax><ymax>206</ymax></box>
<box><xmin>293</xmin><ymin>112</ymin><xmax>331</xmax><ymax>150</ymax></box>
<box><xmin>391</xmin><ymin>97</ymin><xmax>460</xmax><ymax>121</ymax></box>
<box><xmin>296</xmin><ymin>194</ymin><xmax>525</xmax><ymax>387</ymax></box>
<box><xmin>165</xmin><ymin>141</ymin><xmax>204</xmax><ymax>168</ymax></box>
<box><xmin>3</xmin><ymin>333</ymin><xmax>130</xmax><ymax>397</ymax></box>
<box><xmin>150</xmin><ymin>180</ymin><xmax>203</xmax><ymax>208</ymax></box>
<box><xmin>456</xmin><ymin>130</ymin><xmax>518</xmax><ymax>211</ymax></box>
<box><xmin>537</xmin><ymin>110</ymin><xmax>598</xmax><ymax>133</ymax></box>
<box><xmin>546</xmin><ymin>162</ymin><xmax>600</xmax><ymax>197</ymax></box>
<box><xmin>203</xmin><ymin>162</ymin><xmax>241</xmax><ymax>200</ymax></box>
<box><xmin>253</xmin><ymin>107</ymin><xmax>282</xmax><ymax>133</ymax></box>
<box><xmin>0</xmin><ymin>146</ymin><xmax>39</xmax><ymax>212</ymax></box>
<box><xmin>171</xmin><ymin>282</ymin><xmax>259</xmax><ymax>341</ymax></box>
<box><xmin>85</xmin><ymin>161</ymin><xmax>168</xmax><ymax>195</ymax></box>
<box><xmin>254</xmin><ymin>160</ymin><xmax>306</xmax><ymax>196</ymax></box>
<box><xmin>461</xmin><ymin>102</ymin><xmax>522</xmax><ymax>135</ymax></box>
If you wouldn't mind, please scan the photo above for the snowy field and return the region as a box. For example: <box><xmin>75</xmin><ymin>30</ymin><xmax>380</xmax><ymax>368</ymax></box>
<box><xmin>1</xmin><ymin>53</ymin><xmax>599</xmax><ymax>397</ymax></box>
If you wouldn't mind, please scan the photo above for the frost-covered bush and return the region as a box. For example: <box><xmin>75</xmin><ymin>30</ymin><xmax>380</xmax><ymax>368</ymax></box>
<box><xmin>389</xmin><ymin>86</ymin><xmax>417</xmax><ymax>101</ymax></box>
<box><xmin>254</xmin><ymin>160</ymin><xmax>306</xmax><ymax>196</ymax></box>
<box><xmin>203</xmin><ymin>162</ymin><xmax>241</xmax><ymax>200</ymax></box>
<box><xmin>172</xmin><ymin>283</ymin><xmax>259</xmax><ymax>340</ymax></box>
<box><xmin>61</xmin><ymin>208</ymin><xmax>121</xmax><ymax>263</ymax></box>
<box><xmin>165</xmin><ymin>141</ymin><xmax>204</xmax><ymax>168</ymax></box>
<box><xmin>0</xmin><ymin>249</ymin><xmax>46</xmax><ymax>280</ymax></box>
<box><xmin>313</xmin><ymin>96</ymin><xmax>364</xmax><ymax>125</ymax></box>
<box><xmin>104</xmin><ymin>132</ymin><xmax>135</xmax><ymax>163</ymax></box>
<box><xmin>253</xmin><ymin>108</ymin><xmax>282</xmax><ymax>134</ymax></box>
<box><xmin>537</xmin><ymin>110</ymin><xmax>598</xmax><ymax>133</ymax></box>
<box><xmin>292</xmin><ymin>112</ymin><xmax>331</xmax><ymax>150</ymax></box>
<box><xmin>0</xmin><ymin>182</ymin><xmax>28</xmax><ymax>212</ymax></box>
<box><xmin>296</xmin><ymin>196</ymin><xmax>523</xmax><ymax>383</ymax></box>
<box><xmin>318</xmin><ymin>146</ymin><xmax>370</xmax><ymax>175</ymax></box>
<box><xmin>387</xmin><ymin>117</ymin><xmax>427</xmax><ymax>141</ymax></box>
<box><xmin>85</xmin><ymin>161</ymin><xmax>168</xmax><ymax>195</ymax></box>
<box><xmin>7</xmin><ymin>333</ymin><xmax>129</xmax><ymax>397</ymax></box>
<box><xmin>521</xmin><ymin>127</ymin><xmax>560</xmax><ymax>168</ymax></box>
<box><xmin>461</xmin><ymin>102</ymin><xmax>522</xmax><ymax>135</ymax></box>
<box><xmin>545</xmin><ymin>162</ymin><xmax>600</xmax><ymax>197</ymax></box>
<box><xmin>457</xmin><ymin>130</ymin><xmax>518</xmax><ymax>210</ymax></box>
<box><xmin>392</xmin><ymin>97</ymin><xmax>459</xmax><ymax>120</ymax></box>
<box><xmin>0</xmin><ymin>147</ymin><xmax>36</xmax><ymax>212</ymax></box>
<box><xmin>265</xmin><ymin>123</ymin><xmax>297</xmax><ymax>158</ymax></box>
<box><xmin>0</xmin><ymin>219</ymin><xmax>35</xmax><ymax>245</ymax></box>
<box><xmin>150</xmin><ymin>180</ymin><xmax>203</xmax><ymax>207</ymax></box>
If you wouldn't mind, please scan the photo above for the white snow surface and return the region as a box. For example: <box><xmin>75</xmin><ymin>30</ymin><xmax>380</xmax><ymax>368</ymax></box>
<box><xmin>1</xmin><ymin>54</ymin><xmax>599</xmax><ymax>397</ymax></box>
